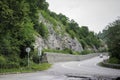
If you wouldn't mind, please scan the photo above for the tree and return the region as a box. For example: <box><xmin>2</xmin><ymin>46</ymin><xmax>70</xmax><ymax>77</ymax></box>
<box><xmin>36</xmin><ymin>23</ymin><xmax>49</xmax><ymax>39</ymax></box>
<box><xmin>104</xmin><ymin>18</ymin><xmax>120</xmax><ymax>63</ymax></box>
<box><xmin>0</xmin><ymin>0</ymin><xmax>35</xmax><ymax>62</ymax></box>
<box><xmin>58</xmin><ymin>13</ymin><xmax>69</xmax><ymax>26</ymax></box>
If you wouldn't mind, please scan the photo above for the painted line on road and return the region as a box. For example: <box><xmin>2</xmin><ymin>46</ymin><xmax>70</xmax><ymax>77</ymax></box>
<box><xmin>61</xmin><ymin>62</ymin><xmax>92</xmax><ymax>72</ymax></box>
<box><xmin>61</xmin><ymin>62</ymin><xmax>78</xmax><ymax>70</ymax></box>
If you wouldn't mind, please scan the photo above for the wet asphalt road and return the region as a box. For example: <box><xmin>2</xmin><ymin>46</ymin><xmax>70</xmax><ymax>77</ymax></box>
<box><xmin>0</xmin><ymin>56</ymin><xmax>120</xmax><ymax>80</ymax></box>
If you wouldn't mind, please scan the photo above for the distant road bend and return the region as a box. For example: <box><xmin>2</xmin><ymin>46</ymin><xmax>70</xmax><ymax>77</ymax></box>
<box><xmin>48</xmin><ymin>55</ymin><xmax>120</xmax><ymax>76</ymax></box>
<box><xmin>0</xmin><ymin>55</ymin><xmax>120</xmax><ymax>80</ymax></box>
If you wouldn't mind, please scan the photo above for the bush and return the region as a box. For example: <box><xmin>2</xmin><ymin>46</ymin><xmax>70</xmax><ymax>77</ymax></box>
<box><xmin>35</xmin><ymin>22</ymin><xmax>49</xmax><ymax>39</ymax></box>
<box><xmin>80</xmin><ymin>50</ymin><xmax>91</xmax><ymax>55</ymax></box>
<box><xmin>0</xmin><ymin>55</ymin><xmax>6</xmax><ymax>64</ymax></box>
<box><xmin>108</xmin><ymin>57</ymin><xmax>120</xmax><ymax>64</ymax></box>
<box><xmin>0</xmin><ymin>55</ymin><xmax>6</xmax><ymax>69</ymax></box>
<box><xmin>79</xmin><ymin>39</ymin><xmax>87</xmax><ymax>49</ymax></box>
<box><xmin>72</xmin><ymin>51</ymin><xmax>80</xmax><ymax>55</ymax></box>
<box><xmin>6</xmin><ymin>62</ymin><xmax>20</xmax><ymax>69</ymax></box>
<box><xmin>63</xmin><ymin>48</ymin><xmax>73</xmax><ymax>54</ymax></box>
<box><xmin>43</xmin><ymin>49</ymin><xmax>69</xmax><ymax>54</ymax></box>
<box><xmin>32</xmin><ymin>55</ymin><xmax>40</xmax><ymax>64</ymax></box>
<box><xmin>20</xmin><ymin>59</ymin><xmax>28</xmax><ymax>67</ymax></box>
<box><xmin>31</xmin><ymin>63</ymin><xmax>51</xmax><ymax>71</ymax></box>
<box><xmin>41</xmin><ymin>10</ymin><xmax>57</xmax><ymax>26</ymax></box>
<box><xmin>67</xmin><ymin>30</ymin><xmax>76</xmax><ymax>39</ymax></box>
<box><xmin>0</xmin><ymin>62</ymin><xmax>20</xmax><ymax>69</ymax></box>
<box><xmin>0</xmin><ymin>55</ymin><xmax>19</xmax><ymax>69</ymax></box>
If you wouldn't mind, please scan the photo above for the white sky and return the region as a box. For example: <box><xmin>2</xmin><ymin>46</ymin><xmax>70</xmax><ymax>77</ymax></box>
<box><xmin>46</xmin><ymin>0</ymin><xmax>120</xmax><ymax>33</ymax></box>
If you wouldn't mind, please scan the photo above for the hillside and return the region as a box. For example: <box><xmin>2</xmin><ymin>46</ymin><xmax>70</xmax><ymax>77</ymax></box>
<box><xmin>34</xmin><ymin>9</ymin><xmax>101</xmax><ymax>52</ymax></box>
<box><xmin>98</xmin><ymin>18</ymin><xmax>120</xmax><ymax>64</ymax></box>
<box><xmin>35</xmin><ymin>11</ymin><xmax>83</xmax><ymax>52</ymax></box>
<box><xmin>0</xmin><ymin>0</ymin><xmax>101</xmax><ymax>68</ymax></box>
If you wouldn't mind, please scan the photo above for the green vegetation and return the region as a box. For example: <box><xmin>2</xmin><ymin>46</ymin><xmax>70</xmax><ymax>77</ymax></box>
<box><xmin>0</xmin><ymin>63</ymin><xmax>51</xmax><ymax>74</ymax></box>
<box><xmin>46</xmin><ymin>11</ymin><xmax>101</xmax><ymax>51</ymax></box>
<box><xmin>0</xmin><ymin>0</ymin><xmax>50</xmax><ymax>71</ymax></box>
<box><xmin>31</xmin><ymin>63</ymin><xmax>51</xmax><ymax>71</ymax></box>
<box><xmin>0</xmin><ymin>0</ymin><xmax>102</xmax><ymax>73</ymax></box>
<box><xmin>41</xmin><ymin>10</ymin><xmax>57</xmax><ymax>26</ymax></box>
<box><xmin>35</xmin><ymin>22</ymin><xmax>49</xmax><ymax>39</ymax></box>
<box><xmin>43</xmin><ymin>49</ymin><xmax>78</xmax><ymax>55</ymax></box>
<box><xmin>98</xmin><ymin>18</ymin><xmax>120</xmax><ymax>64</ymax></box>
<box><xmin>43</xmin><ymin>49</ymin><xmax>73</xmax><ymax>54</ymax></box>
<box><xmin>108</xmin><ymin>57</ymin><xmax>120</xmax><ymax>64</ymax></box>
<box><xmin>99</xmin><ymin>62</ymin><xmax>120</xmax><ymax>69</ymax></box>
<box><xmin>42</xmin><ymin>49</ymin><xmax>93</xmax><ymax>55</ymax></box>
<box><xmin>42</xmin><ymin>9</ymin><xmax>101</xmax><ymax>50</ymax></box>
<box><xmin>80</xmin><ymin>50</ymin><xmax>93</xmax><ymax>55</ymax></box>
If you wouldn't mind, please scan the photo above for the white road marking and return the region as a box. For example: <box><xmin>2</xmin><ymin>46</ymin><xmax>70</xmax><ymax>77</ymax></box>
<box><xmin>60</xmin><ymin>56</ymin><xmax>120</xmax><ymax>77</ymax></box>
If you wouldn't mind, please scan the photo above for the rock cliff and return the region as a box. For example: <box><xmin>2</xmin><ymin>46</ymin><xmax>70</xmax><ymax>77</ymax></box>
<box><xmin>34</xmin><ymin>13</ymin><xmax>83</xmax><ymax>52</ymax></box>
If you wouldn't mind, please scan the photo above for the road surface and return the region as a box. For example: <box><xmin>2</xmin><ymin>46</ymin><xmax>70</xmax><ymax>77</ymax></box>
<box><xmin>0</xmin><ymin>55</ymin><xmax>120</xmax><ymax>80</ymax></box>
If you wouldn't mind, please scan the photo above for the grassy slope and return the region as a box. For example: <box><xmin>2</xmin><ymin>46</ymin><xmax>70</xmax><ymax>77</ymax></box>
<box><xmin>0</xmin><ymin>63</ymin><xmax>51</xmax><ymax>74</ymax></box>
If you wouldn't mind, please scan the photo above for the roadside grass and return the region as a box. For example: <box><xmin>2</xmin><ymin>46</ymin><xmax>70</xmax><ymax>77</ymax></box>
<box><xmin>31</xmin><ymin>63</ymin><xmax>51</xmax><ymax>71</ymax></box>
<box><xmin>98</xmin><ymin>62</ymin><xmax>120</xmax><ymax>69</ymax></box>
<box><xmin>0</xmin><ymin>63</ymin><xmax>51</xmax><ymax>74</ymax></box>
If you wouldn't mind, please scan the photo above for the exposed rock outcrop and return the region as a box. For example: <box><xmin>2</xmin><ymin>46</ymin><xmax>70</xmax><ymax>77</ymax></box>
<box><xmin>34</xmin><ymin>13</ymin><xmax>83</xmax><ymax>52</ymax></box>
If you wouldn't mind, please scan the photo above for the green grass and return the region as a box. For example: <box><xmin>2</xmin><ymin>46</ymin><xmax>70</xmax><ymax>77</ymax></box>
<box><xmin>0</xmin><ymin>63</ymin><xmax>51</xmax><ymax>74</ymax></box>
<box><xmin>31</xmin><ymin>63</ymin><xmax>51</xmax><ymax>71</ymax></box>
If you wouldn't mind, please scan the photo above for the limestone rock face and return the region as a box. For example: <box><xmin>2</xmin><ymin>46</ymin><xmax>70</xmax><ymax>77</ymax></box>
<box><xmin>34</xmin><ymin>13</ymin><xmax>83</xmax><ymax>52</ymax></box>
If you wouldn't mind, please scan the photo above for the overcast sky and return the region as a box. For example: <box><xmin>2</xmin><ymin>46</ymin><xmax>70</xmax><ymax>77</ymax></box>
<box><xmin>46</xmin><ymin>0</ymin><xmax>120</xmax><ymax>33</ymax></box>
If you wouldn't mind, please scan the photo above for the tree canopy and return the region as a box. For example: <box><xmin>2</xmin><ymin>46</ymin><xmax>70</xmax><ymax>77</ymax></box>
<box><xmin>0</xmin><ymin>0</ymin><xmax>49</xmax><ymax>67</ymax></box>
<box><xmin>99</xmin><ymin>18</ymin><xmax>120</xmax><ymax>64</ymax></box>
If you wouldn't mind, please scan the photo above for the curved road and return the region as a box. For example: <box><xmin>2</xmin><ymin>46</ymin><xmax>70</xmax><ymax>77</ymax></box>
<box><xmin>0</xmin><ymin>56</ymin><xmax>120</xmax><ymax>80</ymax></box>
<box><xmin>48</xmin><ymin>56</ymin><xmax>120</xmax><ymax>77</ymax></box>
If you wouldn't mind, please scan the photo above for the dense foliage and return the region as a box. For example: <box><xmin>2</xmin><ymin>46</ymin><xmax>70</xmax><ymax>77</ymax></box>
<box><xmin>0</xmin><ymin>0</ymin><xmax>101</xmax><ymax>69</ymax></box>
<box><xmin>46</xmin><ymin>11</ymin><xmax>101</xmax><ymax>51</ymax></box>
<box><xmin>0</xmin><ymin>0</ymin><xmax>49</xmax><ymax>68</ymax></box>
<box><xmin>99</xmin><ymin>18</ymin><xmax>120</xmax><ymax>64</ymax></box>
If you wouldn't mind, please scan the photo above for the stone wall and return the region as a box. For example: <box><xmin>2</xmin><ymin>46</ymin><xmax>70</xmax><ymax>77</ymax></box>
<box><xmin>42</xmin><ymin>52</ymin><xmax>108</xmax><ymax>63</ymax></box>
